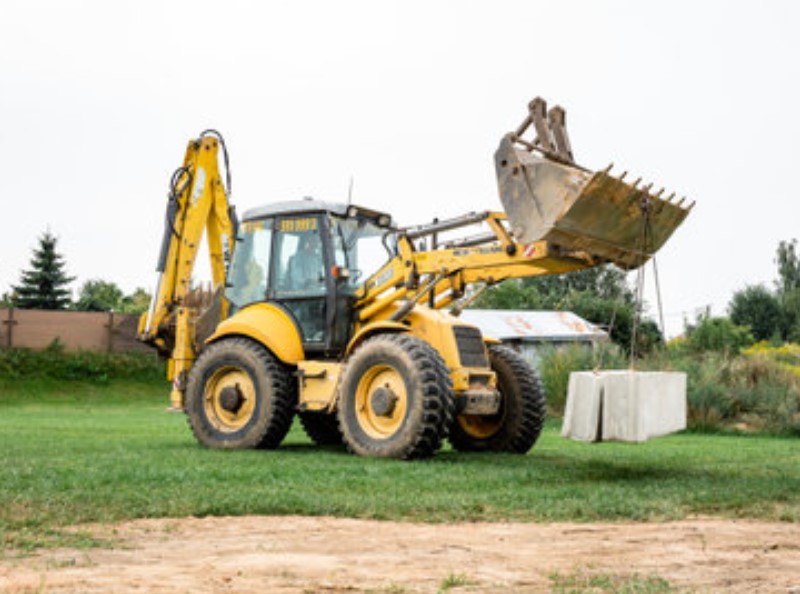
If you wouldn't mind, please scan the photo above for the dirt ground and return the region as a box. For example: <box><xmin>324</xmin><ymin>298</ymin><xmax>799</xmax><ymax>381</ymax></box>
<box><xmin>1</xmin><ymin>516</ymin><xmax>799</xmax><ymax>593</ymax></box>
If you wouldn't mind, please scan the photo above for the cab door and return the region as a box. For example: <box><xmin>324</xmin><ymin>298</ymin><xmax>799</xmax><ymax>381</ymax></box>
<box><xmin>270</xmin><ymin>214</ymin><xmax>331</xmax><ymax>352</ymax></box>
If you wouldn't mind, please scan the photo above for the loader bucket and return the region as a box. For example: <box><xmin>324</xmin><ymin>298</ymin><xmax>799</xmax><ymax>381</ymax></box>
<box><xmin>495</xmin><ymin>99</ymin><xmax>692</xmax><ymax>269</ymax></box>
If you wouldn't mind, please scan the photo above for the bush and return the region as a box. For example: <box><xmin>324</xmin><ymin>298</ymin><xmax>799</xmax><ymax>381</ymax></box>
<box><xmin>0</xmin><ymin>341</ymin><xmax>164</xmax><ymax>383</ymax></box>
<box><xmin>743</xmin><ymin>341</ymin><xmax>800</xmax><ymax>373</ymax></box>
<box><xmin>537</xmin><ymin>338</ymin><xmax>800</xmax><ymax>435</ymax></box>
<box><xmin>685</xmin><ymin>317</ymin><xmax>753</xmax><ymax>354</ymax></box>
<box><xmin>666</xmin><ymin>349</ymin><xmax>800</xmax><ymax>435</ymax></box>
<box><xmin>729</xmin><ymin>285</ymin><xmax>783</xmax><ymax>342</ymax></box>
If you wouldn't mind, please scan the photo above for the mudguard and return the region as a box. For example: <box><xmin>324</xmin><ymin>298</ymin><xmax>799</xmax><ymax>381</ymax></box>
<box><xmin>206</xmin><ymin>303</ymin><xmax>304</xmax><ymax>364</ymax></box>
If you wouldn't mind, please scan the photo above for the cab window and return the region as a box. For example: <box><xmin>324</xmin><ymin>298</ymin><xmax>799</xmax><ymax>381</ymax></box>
<box><xmin>226</xmin><ymin>218</ymin><xmax>272</xmax><ymax>310</ymax></box>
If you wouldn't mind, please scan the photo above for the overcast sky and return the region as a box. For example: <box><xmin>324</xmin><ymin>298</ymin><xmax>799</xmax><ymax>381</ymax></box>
<box><xmin>1</xmin><ymin>0</ymin><xmax>798</xmax><ymax>337</ymax></box>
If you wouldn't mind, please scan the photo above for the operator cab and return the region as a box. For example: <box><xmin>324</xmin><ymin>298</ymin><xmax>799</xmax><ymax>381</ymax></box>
<box><xmin>225</xmin><ymin>198</ymin><xmax>395</xmax><ymax>355</ymax></box>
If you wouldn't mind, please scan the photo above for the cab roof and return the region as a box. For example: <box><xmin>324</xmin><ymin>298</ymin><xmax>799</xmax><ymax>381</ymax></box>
<box><xmin>242</xmin><ymin>197</ymin><xmax>393</xmax><ymax>227</ymax></box>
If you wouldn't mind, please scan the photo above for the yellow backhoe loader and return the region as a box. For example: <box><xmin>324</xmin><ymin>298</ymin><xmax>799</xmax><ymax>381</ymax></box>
<box><xmin>138</xmin><ymin>98</ymin><xmax>692</xmax><ymax>459</ymax></box>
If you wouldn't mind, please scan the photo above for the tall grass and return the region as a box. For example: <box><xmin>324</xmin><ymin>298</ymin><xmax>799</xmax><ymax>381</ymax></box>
<box><xmin>536</xmin><ymin>341</ymin><xmax>800</xmax><ymax>436</ymax></box>
<box><xmin>665</xmin><ymin>351</ymin><xmax>800</xmax><ymax>435</ymax></box>
<box><xmin>537</xmin><ymin>343</ymin><xmax>627</xmax><ymax>413</ymax></box>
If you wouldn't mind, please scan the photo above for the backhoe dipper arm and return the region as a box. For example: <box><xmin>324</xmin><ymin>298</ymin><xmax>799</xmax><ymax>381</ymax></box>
<box><xmin>138</xmin><ymin>132</ymin><xmax>236</xmax><ymax>408</ymax></box>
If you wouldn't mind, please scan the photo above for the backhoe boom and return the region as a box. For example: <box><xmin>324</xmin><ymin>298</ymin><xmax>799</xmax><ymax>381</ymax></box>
<box><xmin>138</xmin><ymin>132</ymin><xmax>236</xmax><ymax>408</ymax></box>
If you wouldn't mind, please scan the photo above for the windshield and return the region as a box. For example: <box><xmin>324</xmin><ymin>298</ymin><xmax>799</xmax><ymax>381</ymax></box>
<box><xmin>331</xmin><ymin>216</ymin><xmax>394</xmax><ymax>293</ymax></box>
<box><xmin>225</xmin><ymin>218</ymin><xmax>272</xmax><ymax>310</ymax></box>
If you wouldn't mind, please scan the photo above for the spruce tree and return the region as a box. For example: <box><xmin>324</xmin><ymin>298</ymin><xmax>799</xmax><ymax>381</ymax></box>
<box><xmin>12</xmin><ymin>231</ymin><xmax>75</xmax><ymax>309</ymax></box>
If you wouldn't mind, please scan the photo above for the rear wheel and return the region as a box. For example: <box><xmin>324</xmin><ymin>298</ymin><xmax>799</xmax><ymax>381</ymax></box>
<box><xmin>185</xmin><ymin>337</ymin><xmax>295</xmax><ymax>449</ymax></box>
<box><xmin>449</xmin><ymin>344</ymin><xmax>545</xmax><ymax>453</ymax></box>
<box><xmin>337</xmin><ymin>334</ymin><xmax>453</xmax><ymax>459</ymax></box>
<box><xmin>298</xmin><ymin>411</ymin><xmax>343</xmax><ymax>446</ymax></box>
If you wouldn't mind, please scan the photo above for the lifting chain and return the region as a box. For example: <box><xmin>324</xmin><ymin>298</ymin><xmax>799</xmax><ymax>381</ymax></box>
<box><xmin>629</xmin><ymin>195</ymin><xmax>667</xmax><ymax>367</ymax></box>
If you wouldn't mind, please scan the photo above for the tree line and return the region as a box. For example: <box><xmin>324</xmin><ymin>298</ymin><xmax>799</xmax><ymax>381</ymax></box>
<box><xmin>678</xmin><ymin>239</ymin><xmax>800</xmax><ymax>353</ymax></box>
<box><xmin>4</xmin><ymin>230</ymin><xmax>799</xmax><ymax>351</ymax></box>
<box><xmin>728</xmin><ymin>239</ymin><xmax>800</xmax><ymax>343</ymax></box>
<box><xmin>472</xmin><ymin>238</ymin><xmax>800</xmax><ymax>354</ymax></box>
<box><xmin>1</xmin><ymin>231</ymin><xmax>150</xmax><ymax>314</ymax></box>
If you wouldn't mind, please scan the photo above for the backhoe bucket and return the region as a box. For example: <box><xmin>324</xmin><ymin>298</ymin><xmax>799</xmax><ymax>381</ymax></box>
<box><xmin>495</xmin><ymin>98</ymin><xmax>692</xmax><ymax>269</ymax></box>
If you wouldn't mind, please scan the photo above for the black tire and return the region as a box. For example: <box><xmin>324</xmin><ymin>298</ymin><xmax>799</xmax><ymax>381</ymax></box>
<box><xmin>449</xmin><ymin>344</ymin><xmax>545</xmax><ymax>454</ymax></box>
<box><xmin>337</xmin><ymin>334</ymin><xmax>453</xmax><ymax>459</ymax></box>
<box><xmin>298</xmin><ymin>411</ymin><xmax>343</xmax><ymax>446</ymax></box>
<box><xmin>185</xmin><ymin>337</ymin><xmax>295</xmax><ymax>449</ymax></box>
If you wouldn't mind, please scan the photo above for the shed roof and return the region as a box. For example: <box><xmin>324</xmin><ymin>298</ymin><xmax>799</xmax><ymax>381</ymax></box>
<box><xmin>459</xmin><ymin>310</ymin><xmax>607</xmax><ymax>342</ymax></box>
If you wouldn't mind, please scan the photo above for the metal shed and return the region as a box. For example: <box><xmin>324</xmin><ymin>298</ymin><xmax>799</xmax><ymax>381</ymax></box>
<box><xmin>458</xmin><ymin>309</ymin><xmax>608</xmax><ymax>368</ymax></box>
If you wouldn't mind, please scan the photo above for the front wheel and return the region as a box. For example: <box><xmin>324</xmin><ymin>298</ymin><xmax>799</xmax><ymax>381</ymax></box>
<box><xmin>184</xmin><ymin>337</ymin><xmax>295</xmax><ymax>449</ymax></box>
<box><xmin>337</xmin><ymin>334</ymin><xmax>453</xmax><ymax>459</ymax></box>
<box><xmin>449</xmin><ymin>344</ymin><xmax>545</xmax><ymax>454</ymax></box>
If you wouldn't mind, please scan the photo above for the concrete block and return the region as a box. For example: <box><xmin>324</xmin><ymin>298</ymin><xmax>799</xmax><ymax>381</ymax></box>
<box><xmin>561</xmin><ymin>372</ymin><xmax>604</xmax><ymax>442</ymax></box>
<box><xmin>561</xmin><ymin>370</ymin><xmax>687</xmax><ymax>443</ymax></box>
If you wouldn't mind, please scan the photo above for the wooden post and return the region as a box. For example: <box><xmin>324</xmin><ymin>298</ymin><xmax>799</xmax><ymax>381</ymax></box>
<box><xmin>106</xmin><ymin>311</ymin><xmax>115</xmax><ymax>353</ymax></box>
<box><xmin>2</xmin><ymin>308</ymin><xmax>15</xmax><ymax>349</ymax></box>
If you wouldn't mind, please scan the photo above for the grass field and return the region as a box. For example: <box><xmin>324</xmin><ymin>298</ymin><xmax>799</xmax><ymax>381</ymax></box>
<box><xmin>1</xmin><ymin>377</ymin><xmax>799</xmax><ymax>551</ymax></box>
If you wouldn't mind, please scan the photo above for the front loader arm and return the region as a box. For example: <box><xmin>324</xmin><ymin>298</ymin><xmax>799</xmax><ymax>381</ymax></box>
<box><xmin>354</xmin><ymin>212</ymin><xmax>597</xmax><ymax>325</ymax></box>
<box><xmin>138</xmin><ymin>132</ymin><xmax>236</xmax><ymax>408</ymax></box>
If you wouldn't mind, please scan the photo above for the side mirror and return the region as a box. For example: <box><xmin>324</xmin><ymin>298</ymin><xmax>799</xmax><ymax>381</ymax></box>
<box><xmin>331</xmin><ymin>265</ymin><xmax>350</xmax><ymax>283</ymax></box>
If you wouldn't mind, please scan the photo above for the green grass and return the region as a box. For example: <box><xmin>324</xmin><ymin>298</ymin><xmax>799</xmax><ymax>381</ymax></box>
<box><xmin>1</xmin><ymin>377</ymin><xmax>799</xmax><ymax>552</ymax></box>
<box><xmin>549</xmin><ymin>568</ymin><xmax>688</xmax><ymax>594</ymax></box>
<box><xmin>437</xmin><ymin>572</ymin><xmax>475</xmax><ymax>593</ymax></box>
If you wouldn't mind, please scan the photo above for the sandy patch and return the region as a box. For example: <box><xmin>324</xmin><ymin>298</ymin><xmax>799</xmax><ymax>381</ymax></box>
<box><xmin>1</xmin><ymin>516</ymin><xmax>799</xmax><ymax>593</ymax></box>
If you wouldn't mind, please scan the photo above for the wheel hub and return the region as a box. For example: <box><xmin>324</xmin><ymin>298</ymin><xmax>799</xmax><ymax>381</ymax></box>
<box><xmin>370</xmin><ymin>386</ymin><xmax>398</xmax><ymax>417</ymax></box>
<box><xmin>219</xmin><ymin>384</ymin><xmax>244</xmax><ymax>413</ymax></box>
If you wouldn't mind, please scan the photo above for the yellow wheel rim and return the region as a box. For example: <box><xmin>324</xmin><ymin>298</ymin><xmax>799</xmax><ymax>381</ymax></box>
<box><xmin>354</xmin><ymin>364</ymin><xmax>408</xmax><ymax>440</ymax></box>
<box><xmin>456</xmin><ymin>414</ymin><xmax>502</xmax><ymax>439</ymax></box>
<box><xmin>457</xmin><ymin>392</ymin><xmax>507</xmax><ymax>440</ymax></box>
<box><xmin>203</xmin><ymin>366</ymin><xmax>257</xmax><ymax>433</ymax></box>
